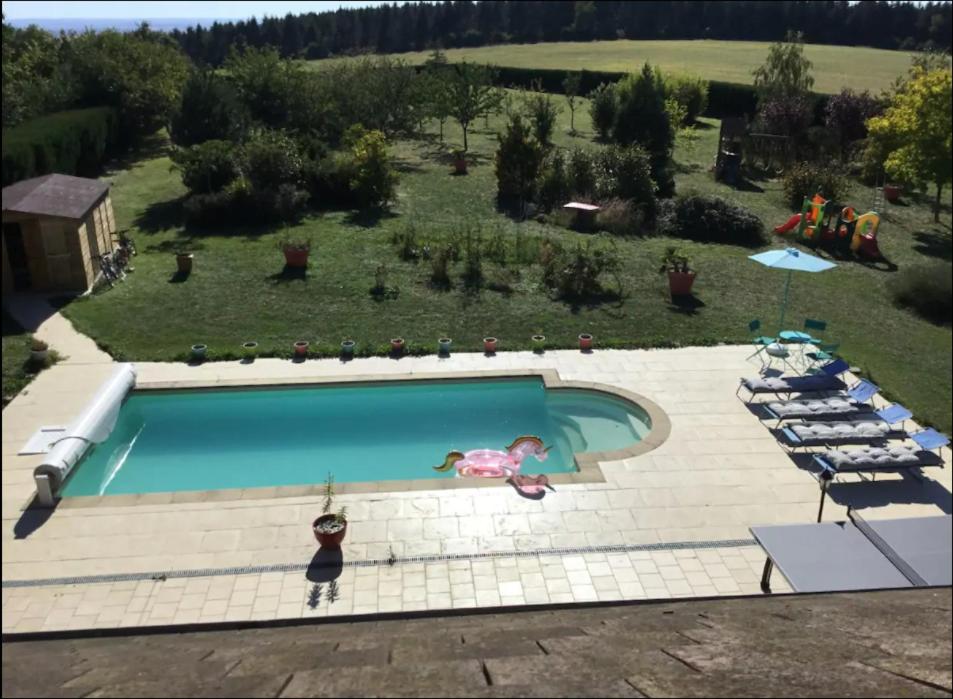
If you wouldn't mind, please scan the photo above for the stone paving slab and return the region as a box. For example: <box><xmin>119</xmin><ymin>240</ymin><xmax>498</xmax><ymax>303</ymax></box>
<box><xmin>2</xmin><ymin>589</ymin><xmax>950</xmax><ymax>698</ymax></box>
<box><xmin>2</xmin><ymin>346</ymin><xmax>950</xmax><ymax>635</ymax></box>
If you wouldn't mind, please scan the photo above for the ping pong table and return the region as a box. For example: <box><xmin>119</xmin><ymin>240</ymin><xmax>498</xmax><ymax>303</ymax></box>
<box><xmin>751</xmin><ymin>512</ymin><xmax>951</xmax><ymax>593</ymax></box>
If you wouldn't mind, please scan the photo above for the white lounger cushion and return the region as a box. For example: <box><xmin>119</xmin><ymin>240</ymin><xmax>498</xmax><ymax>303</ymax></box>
<box><xmin>768</xmin><ymin>397</ymin><xmax>855</xmax><ymax>416</ymax></box>
<box><xmin>791</xmin><ymin>421</ymin><xmax>889</xmax><ymax>440</ymax></box>
<box><xmin>824</xmin><ymin>445</ymin><xmax>922</xmax><ymax>468</ymax></box>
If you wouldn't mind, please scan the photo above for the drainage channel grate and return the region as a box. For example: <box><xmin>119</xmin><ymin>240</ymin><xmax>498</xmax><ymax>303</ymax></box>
<box><xmin>2</xmin><ymin>538</ymin><xmax>757</xmax><ymax>589</ymax></box>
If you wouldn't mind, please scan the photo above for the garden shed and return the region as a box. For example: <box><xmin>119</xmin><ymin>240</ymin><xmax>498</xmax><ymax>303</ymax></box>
<box><xmin>2</xmin><ymin>174</ymin><xmax>116</xmax><ymax>294</ymax></box>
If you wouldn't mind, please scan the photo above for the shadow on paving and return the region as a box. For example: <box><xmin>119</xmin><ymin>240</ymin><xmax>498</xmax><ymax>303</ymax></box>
<box><xmin>2</xmin><ymin>589</ymin><xmax>951</xmax><ymax>698</ymax></box>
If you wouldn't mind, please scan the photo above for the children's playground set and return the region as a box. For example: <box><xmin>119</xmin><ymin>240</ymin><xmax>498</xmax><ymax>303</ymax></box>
<box><xmin>774</xmin><ymin>193</ymin><xmax>883</xmax><ymax>260</ymax></box>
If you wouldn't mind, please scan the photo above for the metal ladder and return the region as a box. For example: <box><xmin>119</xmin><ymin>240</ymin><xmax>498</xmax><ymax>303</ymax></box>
<box><xmin>871</xmin><ymin>174</ymin><xmax>886</xmax><ymax>213</ymax></box>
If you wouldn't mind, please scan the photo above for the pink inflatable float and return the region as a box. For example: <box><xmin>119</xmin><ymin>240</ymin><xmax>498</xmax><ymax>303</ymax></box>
<box><xmin>433</xmin><ymin>435</ymin><xmax>550</xmax><ymax>478</ymax></box>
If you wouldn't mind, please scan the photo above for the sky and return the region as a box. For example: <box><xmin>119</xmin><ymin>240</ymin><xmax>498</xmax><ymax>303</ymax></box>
<box><xmin>2</xmin><ymin>1</ymin><xmax>410</xmax><ymax>21</ymax></box>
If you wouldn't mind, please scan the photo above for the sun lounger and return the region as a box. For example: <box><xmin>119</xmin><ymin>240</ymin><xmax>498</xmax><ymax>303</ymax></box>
<box><xmin>778</xmin><ymin>418</ymin><xmax>907</xmax><ymax>449</ymax></box>
<box><xmin>737</xmin><ymin>359</ymin><xmax>850</xmax><ymax>402</ymax></box>
<box><xmin>812</xmin><ymin>429</ymin><xmax>949</xmax><ymax>476</ymax></box>
<box><xmin>761</xmin><ymin>380</ymin><xmax>883</xmax><ymax>424</ymax></box>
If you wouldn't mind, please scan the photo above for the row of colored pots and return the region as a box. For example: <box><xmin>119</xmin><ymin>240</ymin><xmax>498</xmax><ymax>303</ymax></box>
<box><xmin>189</xmin><ymin>334</ymin><xmax>596</xmax><ymax>362</ymax></box>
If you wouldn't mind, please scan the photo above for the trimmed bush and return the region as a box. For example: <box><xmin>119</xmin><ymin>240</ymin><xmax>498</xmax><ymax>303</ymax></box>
<box><xmin>1</xmin><ymin>107</ymin><xmax>118</xmax><ymax>186</ymax></box>
<box><xmin>890</xmin><ymin>263</ymin><xmax>952</xmax><ymax>326</ymax></box>
<box><xmin>782</xmin><ymin>161</ymin><xmax>850</xmax><ymax>209</ymax></box>
<box><xmin>593</xmin><ymin>144</ymin><xmax>657</xmax><ymax>219</ymax></box>
<box><xmin>171</xmin><ymin>140</ymin><xmax>240</xmax><ymax>194</ymax></box>
<box><xmin>495</xmin><ymin>114</ymin><xmax>545</xmax><ymax>208</ymax></box>
<box><xmin>657</xmin><ymin>194</ymin><xmax>765</xmax><ymax>247</ymax></box>
<box><xmin>587</xmin><ymin>83</ymin><xmax>617</xmax><ymax>140</ymax></box>
<box><xmin>537</xmin><ymin>150</ymin><xmax>571</xmax><ymax>212</ymax></box>
<box><xmin>541</xmin><ymin>237</ymin><xmax>622</xmax><ymax>301</ymax></box>
<box><xmin>664</xmin><ymin>74</ymin><xmax>709</xmax><ymax>124</ymax></box>
<box><xmin>244</xmin><ymin>130</ymin><xmax>303</xmax><ymax>191</ymax></box>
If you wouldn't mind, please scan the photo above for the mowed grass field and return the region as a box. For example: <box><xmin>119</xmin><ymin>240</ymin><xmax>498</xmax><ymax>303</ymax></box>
<box><xmin>60</xmin><ymin>91</ymin><xmax>952</xmax><ymax>431</ymax></box>
<box><xmin>307</xmin><ymin>39</ymin><xmax>918</xmax><ymax>94</ymax></box>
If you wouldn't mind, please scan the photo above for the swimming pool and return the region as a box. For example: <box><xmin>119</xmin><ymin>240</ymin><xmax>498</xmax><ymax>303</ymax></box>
<box><xmin>60</xmin><ymin>377</ymin><xmax>656</xmax><ymax>497</ymax></box>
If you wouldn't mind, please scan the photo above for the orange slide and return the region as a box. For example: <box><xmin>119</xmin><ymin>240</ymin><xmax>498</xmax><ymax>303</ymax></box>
<box><xmin>774</xmin><ymin>213</ymin><xmax>802</xmax><ymax>234</ymax></box>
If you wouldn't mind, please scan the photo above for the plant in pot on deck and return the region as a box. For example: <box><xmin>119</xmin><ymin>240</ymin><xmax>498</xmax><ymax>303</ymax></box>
<box><xmin>313</xmin><ymin>473</ymin><xmax>348</xmax><ymax>549</ymax></box>
<box><xmin>659</xmin><ymin>246</ymin><xmax>695</xmax><ymax>297</ymax></box>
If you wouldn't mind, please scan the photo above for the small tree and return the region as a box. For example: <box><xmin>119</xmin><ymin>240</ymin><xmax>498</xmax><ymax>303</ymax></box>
<box><xmin>752</xmin><ymin>31</ymin><xmax>814</xmax><ymax>103</ymax></box>
<box><xmin>588</xmin><ymin>83</ymin><xmax>616</xmax><ymax>141</ymax></box>
<box><xmin>349</xmin><ymin>128</ymin><xmax>398</xmax><ymax>209</ymax></box>
<box><xmin>522</xmin><ymin>84</ymin><xmax>561</xmax><ymax>146</ymax></box>
<box><xmin>612</xmin><ymin>63</ymin><xmax>674</xmax><ymax>195</ymax></box>
<box><xmin>243</xmin><ymin>130</ymin><xmax>303</xmax><ymax>191</ymax></box>
<box><xmin>171</xmin><ymin>140</ymin><xmax>240</xmax><ymax>193</ymax></box>
<box><xmin>866</xmin><ymin>66</ymin><xmax>952</xmax><ymax>221</ymax></box>
<box><xmin>563</xmin><ymin>71</ymin><xmax>582</xmax><ymax>134</ymax></box>
<box><xmin>824</xmin><ymin>88</ymin><xmax>882</xmax><ymax>160</ymax></box>
<box><xmin>494</xmin><ymin>114</ymin><xmax>544</xmax><ymax>214</ymax></box>
<box><xmin>171</xmin><ymin>69</ymin><xmax>248</xmax><ymax>146</ymax></box>
<box><xmin>445</xmin><ymin>62</ymin><xmax>498</xmax><ymax>152</ymax></box>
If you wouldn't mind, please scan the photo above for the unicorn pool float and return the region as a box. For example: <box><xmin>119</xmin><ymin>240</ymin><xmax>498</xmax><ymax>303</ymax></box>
<box><xmin>433</xmin><ymin>435</ymin><xmax>554</xmax><ymax>495</ymax></box>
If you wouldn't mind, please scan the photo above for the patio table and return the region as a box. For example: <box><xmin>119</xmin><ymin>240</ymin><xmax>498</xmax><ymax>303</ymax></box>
<box><xmin>778</xmin><ymin>330</ymin><xmax>820</xmax><ymax>370</ymax></box>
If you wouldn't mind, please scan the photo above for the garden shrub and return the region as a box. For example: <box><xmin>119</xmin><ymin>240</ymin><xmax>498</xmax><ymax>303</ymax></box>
<box><xmin>303</xmin><ymin>152</ymin><xmax>356</xmax><ymax>206</ymax></box>
<box><xmin>183</xmin><ymin>178</ymin><xmax>308</xmax><ymax>226</ymax></box>
<box><xmin>593</xmin><ymin>144</ymin><xmax>657</xmax><ymax>218</ymax></box>
<box><xmin>664</xmin><ymin>74</ymin><xmax>709</xmax><ymax>124</ymax></box>
<box><xmin>1</xmin><ymin>107</ymin><xmax>118</xmax><ymax>186</ymax></box>
<box><xmin>541</xmin><ymin>238</ymin><xmax>622</xmax><ymax>301</ymax></box>
<box><xmin>824</xmin><ymin>88</ymin><xmax>883</xmax><ymax>158</ymax></box>
<box><xmin>595</xmin><ymin>198</ymin><xmax>643</xmax><ymax>236</ymax></box>
<box><xmin>348</xmin><ymin>129</ymin><xmax>398</xmax><ymax>209</ymax></box>
<box><xmin>430</xmin><ymin>245</ymin><xmax>453</xmax><ymax>288</ymax></box>
<box><xmin>171</xmin><ymin>140</ymin><xmax>240</xmax><ymax>194</ymax></box>
<box><xmin>495</xmin><ymin>114</ymin><xmax>544</xmax><ymax>208</ymax></box>
<box><xmin>587</xmin><ymin>83</ymin><xmax>617</xmax><ymax>141</ymax></box>
<box><xmin>567</xmin><ymin>147</ymin><xmax>596</xmax><ymax>197</ymax></box>
<box><xmin>611</xmin><ymin>63</ymin><xmax>674</xmax><ymax>193</ymax></box>
<box><xmin>890</xmin><ymin>263</ymin><xmax>952</xmax><ymax>325</ymax></box>
<box><xmin>244</xmin><ymin>130</ymin><xmax>303</xmax><ymax>191</ymax></box>
<box><xmin>657</xmin><ymin>194</ymin><xmax>765</xmax><ymax>247</ymax></box>
<box><xmin>536</xmin><ymin>150</ymin><xmax>571</xmax><ymax>212</ymax></box>
<box><xmin>756</xmin><ymin>93</ymin><xmax>815</xmax><ymax>143</ymax></box>
<box><xmin>171</xmin><ymin>69</ymin><xmax>248</xmax><ymax>147</ymax></box>
<box><xmin>782</xmin><ymin>161</ymin><xmax>850</xmax><ymax>209</ymax></box>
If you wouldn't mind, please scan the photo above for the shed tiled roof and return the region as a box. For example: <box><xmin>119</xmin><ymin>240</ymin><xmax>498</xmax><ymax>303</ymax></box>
<box><xmin>2</xmin><ymin>173</ymin><xmax>109</xmax><ymax>221</ymax></box>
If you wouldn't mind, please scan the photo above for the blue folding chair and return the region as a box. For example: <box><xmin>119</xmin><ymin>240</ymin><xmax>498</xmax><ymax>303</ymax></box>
<box><xmin>746</xmin><ymin>319</ymin><xmax>778</xmax><ymax>366</ymax></box>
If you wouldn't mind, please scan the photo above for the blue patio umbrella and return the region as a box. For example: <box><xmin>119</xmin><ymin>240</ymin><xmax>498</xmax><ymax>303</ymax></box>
<box><xmin>749</xmin><ymin>247</ymin><xmax>836</xmax><ymax>333</ymax></box>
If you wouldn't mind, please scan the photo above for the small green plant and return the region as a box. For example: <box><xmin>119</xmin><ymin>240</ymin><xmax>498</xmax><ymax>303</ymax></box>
<box><xmin>320</xmin><ymin>473</ymin><xmax>348</xmax><ymax>526</ymax></box>
<box><xmin>462</xmin><ymin>227</ymin><xmax>484</xmax><ymax>289</ymax></box>
<box><xmin>277</xmin><ymin>238</ymin><xmax>311</xmax><ymax>252</ymax></box>
<box><xmin>659</xmin><ymin>246</ymin><xmax>691</xmax><ymax>274</ymax></box>
<box><xmin>484</xmin><ymin>231</ymin><xmax>508</xmax><ymax>265</ymax></box>
<box><xmin>31</xmin><ymin>338</ymin><xmax>49</xmax><ymax>352</ymax></box>
<box><xmin>392</xmin><ymin>224</ymin><xmax>421</xmax><ymax>261</ymax></box>
<box><xmin>430</xmin><ymin>245</ymin><xmax>453</xmax><ymax>289</ymax></box>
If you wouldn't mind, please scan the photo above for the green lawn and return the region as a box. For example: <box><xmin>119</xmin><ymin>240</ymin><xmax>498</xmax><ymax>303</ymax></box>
<box><xmin>307</xmin><ymin>39</ymin><xmax>918</xmax><ymax>94</ymax></box>
<box><xmin>61</xmin><ymin>97</ymin><xmax>952</xmax><ymax>432</ymax></box>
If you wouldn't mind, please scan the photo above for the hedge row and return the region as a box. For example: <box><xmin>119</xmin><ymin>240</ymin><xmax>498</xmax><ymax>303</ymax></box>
<box><xmin>1</xmin><ymin>107</ymin><xmax>120</xmax><ymax>186</ymax></box>
<box><xmin>488</xmin><ymin>65</ymin><xmax>828</xmax><ymax>121</ymax></box>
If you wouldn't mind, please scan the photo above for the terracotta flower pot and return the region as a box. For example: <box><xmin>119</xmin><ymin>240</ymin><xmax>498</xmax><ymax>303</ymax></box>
<box><xmin>391</xmin><ymin>337</ymin><xmax>405</xmax><ymax>353</ymax></box>
<box><xmin>283</xmin><ymin>248</ymin><xmax>310</xmax><ymax>268</ymax></box>
<box><xmin>579</xmin><ymin>333</ymin><xmax>593</xmax><ymax>351</ymax></box>
<box><xmin>312</xmin><ymin>514</ymin><xmax>347</xmax><ymax>549</ymax></box>
<box><xmin>176</xmin><ymin>253</ymin><xmax>193</xmax><ymax>274</ymax></box>
<box><xmin>293</xmin><ymin>340</ymin><xmax>309</xmax><ymax>358</ymax></box>
<box><xmin>883</xmin><ymin>184</ymin><xmax>901</xmax><ymax>203</ymax></box>
<box><xmin>484</xmin><ymin>337</ymin><xmax>498</xmax><ymax>354</ymax></box>
<box><xmin>667</xmin><ymin>270</ymin><xmax>696</xmax><ymax>296</ymax></box>
<box><xmin>453</xmin><ymin>156</ymin><xmax>468</xmax><ymax>174</ymax></box>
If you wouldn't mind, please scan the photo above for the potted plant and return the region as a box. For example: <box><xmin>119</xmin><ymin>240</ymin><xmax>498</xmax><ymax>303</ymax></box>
<box><xmin>279</xmin><ymin>239</ymin><xmax>311</xmax><ymax>268</ymax></box>
<box><xmin>452</xmin><ymin>149</ymin><xmax>467</xmax><ymax>175</ymax></box>
<box><xmin>883</xmin><ymin>184</ymin><xmax>902</xmax><ymax>203</ymax></box>
<box><xmin>191</xmin><ymin>343</ymin><xmax>207</xmax><ymax>361</ymax></box>
<box><xmin>293</xmin><ymin>340</ymin><xmax>309</xmax><ymax>359</ymax></box>
<box><xmin>242</xmin><ymin>341</ymin><xmax>258</xmax><ymax>360</ymax></box>
<box><xmin>30</xmin><ymin>338</ymin><xmax>49</xmax><ymax>363</ymax></box>
<box><xmin>579</xmin><ymin>333</ymin><xmax>593</xmax><ymax>351</ymax></box>
<box><xmin>175</xmin><ymin>251</ymin><xmax>193</xmax><ymax>274</ymax></box>
<box><xmin>391</xmin><ymin>337</ymin><xmax>405</xmax><ymax>354</ymax></box>
<box><xmin>483</xmin><ymin>337</ymin><xmax>498</xmax><ymax>354</ymax></box>
<box><xmin>313</xmin><ymin>473</ymin><xmax>348</xmax><ymax>549</ymax></box>
<box><xmin>341</xmin><ymin>339</ymin><xmax>355</xmax><ymax>358</ymax></box>
<box><xmin>532</xmin><ymin>334</ymin><xmax>546</xmax><ymax>353</ymax></box>
<box><xmin>659</xmin><ymin>246</ymin><xmax>695</xmax><ymax>296</ymax></box>
<box><xmin>438</xmin><ymin>337</ymin><xmax>452</xmax><ymax>354</ymax></box>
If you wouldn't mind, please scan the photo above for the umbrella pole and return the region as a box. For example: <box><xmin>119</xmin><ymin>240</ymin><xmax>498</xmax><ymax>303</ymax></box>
<box><xmin>778</xmin><ymin>269</ymin><xmax>792</xmax><ymax>334</ymax></box>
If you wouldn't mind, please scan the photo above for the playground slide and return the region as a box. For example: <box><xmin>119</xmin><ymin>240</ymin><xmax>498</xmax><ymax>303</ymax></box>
<box><xmin>774</xmin><ymin>213</ymin><xmax>802</xmax><ymax>235</ymax></box>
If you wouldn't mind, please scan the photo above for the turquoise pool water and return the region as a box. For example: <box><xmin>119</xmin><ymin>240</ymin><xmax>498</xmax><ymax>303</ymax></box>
<box><xmin>61</xmin><ymin>378</ymin><xmax>650</xmax><ymax>496</ymax></box>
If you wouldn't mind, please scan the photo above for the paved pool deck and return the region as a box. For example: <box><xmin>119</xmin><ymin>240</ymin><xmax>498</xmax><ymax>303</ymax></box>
<box><xmin>3</xmin><ymin>345</ymin><xmax>951</xmax><ymax>633</ymax></box>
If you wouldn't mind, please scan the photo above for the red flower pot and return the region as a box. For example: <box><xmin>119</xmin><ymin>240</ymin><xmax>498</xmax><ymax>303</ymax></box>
<box><xmin>294</xmin><ymin>340</ymin><xmax>309</xmax><ymax>358</ymax></box>
<box><xmin>579</xmin><ymin>333</ymin><xmax>593</xmax><ymax>351</ymax></box>
<box><xmin>483</xmin><ymin>337</ymin><xmax>497</xmax><ymax>353</ymax></box>
<box><xmin>883</xmin><ymin>184</ymin><xmax>901</xmax><ymax>203</ymax></box>
<box><xmin>453</xmin><ymin>157</ymin><xmax>468</xmax><ymax>174</ymax></box>
<box><xmin>668</xmin><ymin>271</ymin><xmax>696</xmax><ymax>296</ymax></box>
<box><xmin>284</xmin><ymin>248</ymin><xmax>310</xmax><ymax>268</ymax></box>
<box><xmin>313</xmin><ymin>514</ymin><xmax>347</xmax><ymax>549</ymax></box>
<box><xmin>176</xmin><ymin>253</ymin><xmax>193</xmax><ymax>274</ymax></box>
<box><xmin>391</xmin><ymin>337</ymin><xmax>405</xmax><ymax>353</ymax></box>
